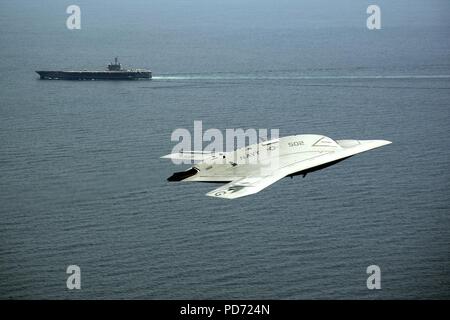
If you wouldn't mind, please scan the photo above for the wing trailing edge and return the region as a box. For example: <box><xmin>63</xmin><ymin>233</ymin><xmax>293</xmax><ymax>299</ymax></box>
<box><xmin>161</xmin><ymin>151</ymin><xmax>217</xmax><ymax>161</ymax></box>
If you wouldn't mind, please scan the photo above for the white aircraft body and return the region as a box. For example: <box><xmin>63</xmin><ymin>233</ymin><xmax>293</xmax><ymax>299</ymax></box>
<box><xmin>162</xmin><ymin>134</ymin><xmax>391</xmax><ymax>199</ymax></box>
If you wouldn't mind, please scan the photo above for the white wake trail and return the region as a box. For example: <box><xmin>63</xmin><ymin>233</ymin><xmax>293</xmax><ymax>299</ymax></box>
<box><xmin>152</xmin><ymin>74</ymin><xmax>450</xmax><ymax>81</ymax></box>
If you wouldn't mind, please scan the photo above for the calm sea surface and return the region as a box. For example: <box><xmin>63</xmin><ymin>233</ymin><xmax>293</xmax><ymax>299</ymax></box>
<box><xmin>0</xmin><ymin>0</ymin><xmax>449</xmax><ymax>299</ymax></box>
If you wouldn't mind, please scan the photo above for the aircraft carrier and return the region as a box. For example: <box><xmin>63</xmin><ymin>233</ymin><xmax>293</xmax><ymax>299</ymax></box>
<box><xmin>36</xmin><ymin>57</ymin><xmax>151</xmax><ymax>80</ymax></box>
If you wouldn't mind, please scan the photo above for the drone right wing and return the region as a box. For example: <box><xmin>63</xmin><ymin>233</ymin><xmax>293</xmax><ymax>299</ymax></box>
<box><xmin>206</xmin><ymin>173</ymin><xmax>285</xmax><ymax>199</ymax></box>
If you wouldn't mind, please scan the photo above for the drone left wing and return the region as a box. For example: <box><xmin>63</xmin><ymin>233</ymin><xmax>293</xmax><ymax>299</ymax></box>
<box><xmin>206</xmin><ymin>174</ymin><xmax>284</xmax><ymax>199</ymax></box>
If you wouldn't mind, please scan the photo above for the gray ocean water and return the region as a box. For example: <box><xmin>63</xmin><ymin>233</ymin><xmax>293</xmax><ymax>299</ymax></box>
<box><xmin>1</xmin><ymin>0</ymin><xmax>449</xmax><ymax>299</ymax></box>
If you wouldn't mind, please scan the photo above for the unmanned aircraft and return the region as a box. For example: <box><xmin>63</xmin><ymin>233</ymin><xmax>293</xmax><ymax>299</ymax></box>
<box><xmin>162</xmin><ymin>134</ymin><xmax>391</xmax><ymax>199</ymax></box>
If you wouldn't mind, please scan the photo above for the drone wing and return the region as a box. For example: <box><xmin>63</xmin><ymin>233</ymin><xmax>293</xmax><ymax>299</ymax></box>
<box><xmin>161</xmin><ymin>151</ymin><xmax>218</xmax><ymax>162</ymax></box>
<box><xmin>206</xmin><ymin>173</ymin><xmax>285</xmax><ymax>199</ymax></box>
